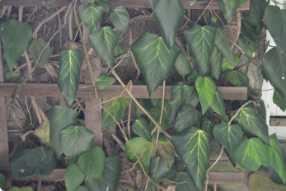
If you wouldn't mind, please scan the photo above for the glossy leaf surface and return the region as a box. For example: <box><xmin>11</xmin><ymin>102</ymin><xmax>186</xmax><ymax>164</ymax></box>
<box><xmin>223</xmin><ymin>70</ymin><xmax>249</xmax><ymax>87</ymax></box>
<box><xmin>132</xmin><ymin>118</ymin><xmax>151</xmax><ymax>141</ymax></box>
<box><xmin>65</xmin><ymin>164</ymin><xmax>85</xmax><ymax>191</ymax></box>
<box><xmin>175</xmin><ymin>53</ymin><xmax>192</xmax><ymax>76</ymax></box>
<box><xmin>210</xmin><ymin>91</ymin><xmax>227</xmax><ymax>118</ymax></box>
<box><xmin>79</xmin><ymin>4</ymin><xmax>103</xmax><ymax>32</ymax></box>
<box><xmin>149</xmin><ymin>156</ymin><xmax>169</xmax><ymax>183</ymax></box>
<box><xmin>97</xmin><ymin>74</ymin><xmax>116</xmax><ymax>89</ymax></box>
<box><xmin>199</xmin><ymin>117</ymin><xmax>216</xmax><ymax>141</ymax></box>
<box><xmin>28</xmin><ymin>38</ymin><xmax>53</xmax><ymax>68</ymax></box>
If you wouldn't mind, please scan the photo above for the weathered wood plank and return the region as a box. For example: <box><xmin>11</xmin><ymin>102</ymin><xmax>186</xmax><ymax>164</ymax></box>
<box><xmin>0</xmin><ymin>83</ymin><xmax>248</xmax><ymax>100</ymax></box>
<box><xmin>0</xmin><ymin>0</ymin><xmax>250</xmax><ymax>10</ymax></box>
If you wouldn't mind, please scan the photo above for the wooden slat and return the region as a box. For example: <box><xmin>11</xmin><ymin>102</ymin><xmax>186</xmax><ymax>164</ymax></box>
<box><xmin>0</xmin><ymin>0</ymin><xmax>250</xmax><ymax>10</ymax></box>
<box><xmin>0</xmin><ymin>83</ymin><xmax>248</xmax><ymax>100</ymax></box>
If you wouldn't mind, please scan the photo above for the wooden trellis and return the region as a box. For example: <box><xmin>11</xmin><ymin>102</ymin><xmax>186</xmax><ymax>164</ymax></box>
<box><xmin>0</xmin><ymin>0</ymin><xmax>250</xmax><ymax>190</ymax></box>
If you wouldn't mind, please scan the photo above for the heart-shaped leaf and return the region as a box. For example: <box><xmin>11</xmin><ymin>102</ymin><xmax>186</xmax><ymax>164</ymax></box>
<box><xmin>10</xmin><ymin>147</ymin><xmax>56</xmax><ymax>180</ymax></box>
<box><xmin>199</xmin><ymin>117</ymin><xmax>216</xmax><ymax>141</ymax></box>
<box><xmin>154</xmin><ymin>0</ymin><xmax>185</xmax><ymax>48</ymax></box>
<box><xmin>110</xmin><ymin>6</ymin><xmax>129</xmax><ymax>33</ymax></box>
<box><xmin>28</xmin><ymin>38</ymin><xmax>53</xmax><ymax>68</ymax></box>
<box><xmin>210</xmin><ymin>47</ymin><xmax>223</xmax><ymax>81</ymax></box>
<box><xmin>58</xmin><ymin>49</ymin><xmax>82</xmax><ymax>105</ymax></box>
<box><xmin>50</xmin><ymin>106</ymin><xmax>78</xmax><ymax>157</ymax></box>
<box><xmin>79</xmin><ymin>4</ymin><xmax>103</xmax><ymax>33</ymax></box>
<box><xmin>222</xmin><ymin>54</ymin><xmax>239</xmax><ymax>72</ymax></box>
<box><xmin>265</xmin><ymin>6</ymin><xmax>286</xmax><ymax>53</ymax></box>
<box><xmin>237</xmin><ymin>35</ymin><xmax>256</xmax><ymax>60</ymax></box>
<box><xmin>0</xmin><ymin>19</ymin><xmax>32</xmax><ymax>71</ymax></box>
<box><xmin>89</xmin><ymin>27</ymin><xmax>120</xmax><ymax>68</ymax></box>
<box><xmin>262</xmin><ymin>47</ymin><xmax>286</xmax><ymax>98</ymax></box>
<box><xmin>34</xmin><ymin>120</ymin><xmax>50</xmax><ymax>146</ymax></box>
<box><xmin>86</xmin><ymin>155</ymin><xmax>121</xmax><ymax>191</ymax></box>
<box><xmin>172</xmin><ymin>127</ymin><xmax>210</xmax><ymax>190</ymax></box>
<box><xmin>125</xmin><ymin>137</ymin><xmax>154</xmax><ymax>173</ymax></box>
<box><xmin>213</xmin><ymin>123</ymin><xmax>243</xmax><ymax>153</ymax></box>
<box><xmin>174</xmin><ymin>105</ymin><xmax>201</xmax><ymax>133</ymax></box>
<box><xmin>4</xmin><ymin>72</ymin><xmax>25</xmax><ymax>83</ymax></box>
<box><xmin>234</xmin><ymin>138</ymin><xmax>269</xmax><ymax>171</ymax></box>
<box><xmin>223</xmin><ymin>70</ymin><xmax>249</xmax><ymax>87</ymax></box>
<box><xmin>97</xmin><ymin>74</ymin><xmax>116</xmax><ymax>89</ymax></box>
<box><xmin>269</xmin><ymin>134</ymin><xmax>286</xmax><ymax>183</ymax></box>
<box><xmin>215</xmin><ymin>28</ymin><xmax>236</xmax><ymax>67</ymax></box>
<box><xmin>195</xmin><ymin>76</ymin><xmax>216</xmax><ymax>114</ymax></box>
<box><xmin>210</xmin><ymin>91</ymin><xmax>227</xmax><ymax>118</ymax></box>
<box><xmin>65</xmin><ymin>164</ymin><xmax>85</xmax><ymax>191</ymax></box>
<box><xmin>78</xmin><ymin>147</ymin><xmax>105</xmax><ymax>181</ymax></box>
<box><xmin>175</xmin><ymin>53</ymin><xmax>192</xmax><ymax>76</ymax></box>
<box><xmin>93</xmin><ymin>0</ymin><xmax>110</xmax><ymax>13</ymax></box>
<box><xmin>149</xmin><ymin>156</ymin><xmax>169</xmax><ymax>183</ymax></box>
<box><xmin>218</xmin><ymin>0</ymin><xmax>239</xmax><ymax>23</ymax></box>
<box><xmin>269</xmin><ymin>148</ymin><xmax>286</xmax><ymax>185</ymax></box>
<box><xmin>230</xmin><ymin>105</ymin><xmax>270</xmax><ymax>145</ymax></box>
<box><xmin>60</xmin><ymin>125</ymin><xmax>95</xmax><ymax>162</ymax></box>
<box><xmin>0</xmin><ymin>173</ymin><xmax>5</xmax><ymax>190</ymax></box>
<box><xmin>102</xmin><ymin>98</ymin><xmax>129</xmax><ymax>131</ymax></box>
<box><xmin>184</xmin><ymin>25</ymin><xmax>217</xmax><ymax>75</ymax></box>
<box><xmin>131</xmin><ymin>33</ymin><xmax>181</xmax><ymax>95</ymax></box>
<box><xmin>273</xmin><ymin>90</ymin><xmax>286</xmax><ymax>112</ymax></box>
<box><xmin>132</xmin><ymin>118</ymin><xmax>151</xmax><ymax>141</ymax></box>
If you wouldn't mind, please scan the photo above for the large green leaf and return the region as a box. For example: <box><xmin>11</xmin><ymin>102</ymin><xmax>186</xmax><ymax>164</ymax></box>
<box><xmin>210</xmin><ymin>91</ymin><xmax>227</xmax><ymax>118</ymax></box>
<box><xmin>240</xmin><ymin>17</ymin><xmax>261</xmax><ymax>48</ymax></box>
<box><xmin>125</xmin><ymin>137</ymin><xmax>154</xmax><ymax>173</ymax></box>
<box><xmin>149</xmin><ymin>156</ymin><xmax>169</xmax><ymax>183</ymax></box>
<box><xmin>187</xmin><ymin>68</ymin><xmax>199</xmax><ymax>82</ymax></box>
<box><xmin>169</xmin><ymin>83</ymin><xmax>183</xmax><ymax>123</ymax></box>
<box><xmin>132</xmin><ymin>118</ymin><xmax>152</xmax><ymax>141</ymax></box>
<box><xmin>181</xmin><ymin>85</ymin><xmax>199</xmax><ymax>108</ymax></box>
<box><xmin>10</xmin><ymin>147</ymin><xmax>56</xmax><ymax>180</ymax></box>
<box><xmin>265</xmin><ymin>6</ymin><xmax>286</xmax><ymax>53</ymax></box>
<box><xmin>269</xmin><ymin>149</ymin><xmax>286</xmax><ymax>185</ymax></box>
<box><xmin>262</xmin><ymin>47</ymin><xmax>286</xmax><ymax>98</ymax></box>
<box><xmin>215</xmin><ymin>29</ymin><xmax>236</xmax><ymax>67</ymax></box>
<box><xmin>4</xmin><ymin>72</ymin><xmax>25</xmax><ymax>83</ymax></box>
<box><xmin>110</xmin><ymin>6</ymin><xmax>129</xmax><ymax>33</ymax></box>
<box><xmin>149</xmin><ymin>107</ymin><xmax>170</xmax><ymax>130</ymax></box>
<box><xmin>65</xmin><ymin>164</ymin><xmax>85</xmax><ymax>191</ymax></box>
<box><xmin>175</xmin><ymin>53</ymin><xmax>192</xmax><ymax>76</ymax></box>
<box><xmin>50</xmin><ymin>105</ymin><xmax>78</xmax><ymax>157</ymax></box>
<box><xmin>58</xmin><ymin>49</ymin><xmax>82</xmax><ymax>105</ymax></box>
<box><xmin>0</xmin><ymin>19</ymin><xmax>32</xmax><ymax>71</ymax></box>
<box><xmin>89</xmin><ymin>27</ymin><xmax>120</xmax><ymax>68</ymax></box>
<box><xmin>78</xmin><ymin>147</ymin><xmax>105</xmax><ymax>181</ymax></box>
<box><xmin>86</xmin><ymin>155</ymin><xmax>121</xmax><ymax>191</ymax></box>
<box><xmin>230</xmin><ymin>105</ymin><xmax>270</xmax><ymax>145</ymax></box>
<box><xmin>174</xmin><ymin>105</ymin><xmax>201</xmax><ymax>133</ymax></box>
<box><xmin>269</xmin><ymin>134</ymin><xmax>286</xmax><ymax>183</ymax></box>
<box><xmin>172</xmin><ymin>127</ymin><xmax>210</xmax><ymax>190</ymax></box>
<box><xmin>97</xmin><ymin>74</ymin><xmax>116</xmax><ymax>89</ymax></box>
<box><xmin>184</xmin><ymin>25</ymin><xmax>217</xmax><ymax>75</ymax></box>
<box><xmin>213</xmin><ymin>123</ymin><xmax>243</xmax><ymax>153</ymax></box>
<box><xmin>28</xmin><ymin>38</ymin><xmax>53</xmax><ymax>68</ymax></box>
<box><xmin>149</xmin><ymin>0</ymin><xmax>158</xmax><ymax>9</ymax></box>
<box><xmin>273</xmin><ymin>89</ymin><xmax>286</xmax><ymax>112</ymax></box>
<box><xmin>223</xmin><ymin>70</ymin><xmax>249</xmax><ymax>87</ymax></box>
<box><xmin>195</xmin><ymin>76</ymin><xmax>216</xmax><ymax>114</ymax></box>
<box><xmin>237</xmin><ymin>35</ymin><xmax>256</xmax><ymax>60</ymax></box>
<box><xmin>165</xmin><ymin>170</ymin><xmax>198</xmax><ymax>191</ymax></box>
<box><xmin>102</xmin><ymin>98</ymin><xmax>129</xmax><ymax>131</ymax></box>
<box><xmin>210</xmin><ymin>47</ymin><xmax>223</xmax><ymax>81</ymax></box>
<box><xmin>199</xmin><ymin>117</ymin><xmax>216</xmax><ymax>141</ymax></box>
<box><xmin>93</xmin><ymin>0</ymin><xmax>109</xmax><ymax>13</ymax></box>
<box><xmin>153</xmin><ymin>0</ymin><xmax>185</xmax><ymax>48</ymax></box>
<box><xmin>218</xmin><ymin>0</ymin><xmax>239</xmax><ymax>23</ymax></box>
<box><xmin>79</xmin><ymin>4</ymin><xmax>103</xmax><ymax>33</ymax></box>
<box><xmin>130</xmin><ymin>33</ymin><xmax>181</xmax><ymax>95</ymax></box>
<box><xmin>234</xmin><ymin>138</ymin><xmax>269</xmax><ymax>171</ymax></box>
<box><xmin>60</xmin><ymin>125</ymin><xmax>95</xmax><ymax>162</ymax></box>
<box><xmin>0</xmin><ymin>173</ymin><xmax>5</xmax><ymax>190</ymax></box>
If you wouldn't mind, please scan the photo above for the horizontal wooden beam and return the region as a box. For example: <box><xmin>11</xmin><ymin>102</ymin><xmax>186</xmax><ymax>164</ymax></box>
<box><xmin>0</xmin><ymin>168</ymin><xmax>246</xmax><ymax>184</ymax></box>
<box><xmin>0</xmin><ymin>0</ymin><xmax>250</xmax><ymax>10</ymax></box>
<box><xmin>0</xmin><ymin>83</ymin><xmax>247</xmax><ymax>100</ymax></box>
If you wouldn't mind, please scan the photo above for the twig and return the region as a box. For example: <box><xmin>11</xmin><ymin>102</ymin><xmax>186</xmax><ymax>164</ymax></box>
<box><xmin>69</xmin><ymin>8</ymin><xmax>73</xmax><ymax>41</ymax></box>
<box><xmin>18</xmin><ymin>6</ymin><xmax>24</xmax><ymax>22</ymax></box>
<box><xmin>130</xmin><ymin>29</ymin><xmax>140</xmax><ymax>80</ymax></box>
<box><xmin>161</xmin><ymin>179</ymin><xmax>186</xmax><ymax>184</ymax></box>
<box><xmin>21</xmin><ymin>130</ymin><xmax>34</xmax><ymax>142</ymax></box>
<box><xmin>196</xmin><ymin>0</ymin><xmax>213</xmax><ymax>24</ymax></box>
<box><xmin>127</xmin><ymin>82</ymin><xmax>133</xmax><ymax>139</ymax></box>
<box><xmin>111</xmin><ymin>133</ymin><xmax>125</xmax><ymax>151</ymax></box>
<box><xmin>57</xmin><ymin>8</ymin><xmax>63</xmax><ymax>49</ymax></box>
<box><xmin>271</xmin><ymin>0</ymin><xmax>286</xmax><ymax>6</ymax></box>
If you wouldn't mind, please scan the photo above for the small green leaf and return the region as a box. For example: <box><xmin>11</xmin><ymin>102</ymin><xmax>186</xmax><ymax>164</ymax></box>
<box><xmin>175</xmin><ymin>53</ymin><xmax>192</xmax><ymax>76</ymax></box>
<box><xmin>60</xmin><ymin>125</ymin><xmax>95</xmax><ymax>162</ymax></box>
<box><xmin>93</xmin><ymin>0</ymin><xmax>110</xmax><ymax>13</ymax></box>
<box><xmin>210</xmin><ymin>47</ymin><xmax>223</xmax><ymax>81</ymax></box>
<box><xmin>154</xmin><ymin>0</ymin><xmax>185</xmax><ymax>48</ymax></box>
<box><xmin>187</xmin><ymin>68</ymin><xmax>199</xmax><ymax>82</ymax></box>
<box><xmin>110</xmin><ymin>6</ymin><xmax>129</xmax><ymax>33</ymax></box>
<box><xmin>86</xmin><ymin>155</ymin><xmax>121</xmax><ymax>191</ymax></box>
<box><xmin>184</xmin><ymin>25</ymin><xmax>217</xmax><ymax>75</ymax></box>
<box><xmin>125</xmin><ymin>137</ymin><xmax>154</xmax><ymax>173</ymax></box>
<box><xmin>58</xmin><ymin>49</ymin><xmax>82</xmax><ymax>105</ymax></box>
<box><xmin>172</xmin><ymin>127</ymin><xmax>210</xmax><ymax>190</ymax></box>
<box><xmin>273</xmin><ymin>89</ymin><xmax>286</xmax><ymax>112</ymax></box>
<box><xmin>234</xmin><ymin>138</ymin><xmax>269</xmax><ymax>171</ymax></box>
<box><xmin>174</xmin><ymin>105</ymin><xmax>201</xmax><ymax>133</ymax></box>
<box><xmin>269</xmin><ymin>149</ymin><xmax>286</xmax><ymax>185</ymax></box>
<box><xmin>132</xmin><ymin>118</ymin><xmax>151</xmax><ymax>141</ymax></box>
<box><xmin>28</xmin><ymin>38</ymin><xmax>52</xmax><ymax>68</ymax></box>
<box><xmin>149</xmin><ymin>107</ymin><xmax>170</xmax><ymax>130</ymax></box>
<box><xmin>65</xmin><ymin>164</ymin><xmax>85</xmax><ymax>191</ymax></box>
<box><xmin>78</xmin><ymin>147</ymin><xmax>105</xmax><ymax>181</ymax></box>
<box><xmin>169</xmin><ymin>83</ymin><xmax>183</xmax><ymax>123</ymax></box>
<box><xmin>182</xmin><ymin>85</ymin><xmax>199</xmax><ymax>108</ymax></box>
<box><xmin>0</xmin><ymin>19</ymin><xmax>32</xmax><ymax>71</ymax></box>
<box><xmin>34</xmin><ymin>120</ymin><xmax>50</xmax><ymax>146</ymax></box>
<box><xmin>97</xmin><ymin>74</ymin><xmax>116</xmax><ymax>89</ymax></box>
<box><xmin>230</xmin><ymin>105</ymin><xmax>270</xmax><ymax>145</ymax></box>
<box><xmin>210</xmin><ymin>91</ymin><xmax>227</xmax><ymax>118</ymax></box>
<box><xmin>114</xmin><ymin>43</ymin><xmax>127</xmax><ymax>57</ymax></box>
<box><xmin>213</xmin><ymin>123</ymin><xmax>243</xmax><ymax>153</ymax></box>
<box><xmin>221</xmin><ymin>54</ymin><xmax>239</xmax><ymax>72</ymax></box>
<box><xmin>199</xmin><ymin>117</ymin><xmax>216</xmax><ymax>141</ymax></box>
<box><xmin>89</xmin><ymin>27</ymin><xmax>120</xmax><ymax>68</ymax></box>
<box><xmin>50</xmin><ymin>106</ymin><xmax>78</xmax><ymax>157</ymax></box>
<box><xmin>218</xmin><ymin>0</ymin><xmax>239</xmax><ymax>23</ymax></box>
<box><xmin>223</xmin><ymin>70</ymin><xmax>249</xmax><ymax>87</ymax></box>
<box><xmin>195</xmin><ymin>76</ymin><xmax>216</xmax><ymax>114</ymax></box>
<box><xmin>10</xmin><ymin>147</ymin><xmax>56</xmax><ymax>180</ymax></box>
<box><xmin>237</xmin><ymin>35</ymin><xmax>256</xmax><ymax>60</ymax></box>
<box><xmin>4</xmin><ymin>72</ymin><xmax>25</xmax><ymax>83</ymax></box>
<box><xmin>79</xmin><ymin>4</ymin><xmax>103</xmax><ymax>32</ymax></box>
<box><xmin>0</xmin><ymin>173</ymin><xmax>6</xmax><ymax>190</ymax></box>
<box><xmin>149</xmin><ymin>156</ymin><xmax>169</xmax><ymax>183</ymax></box>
